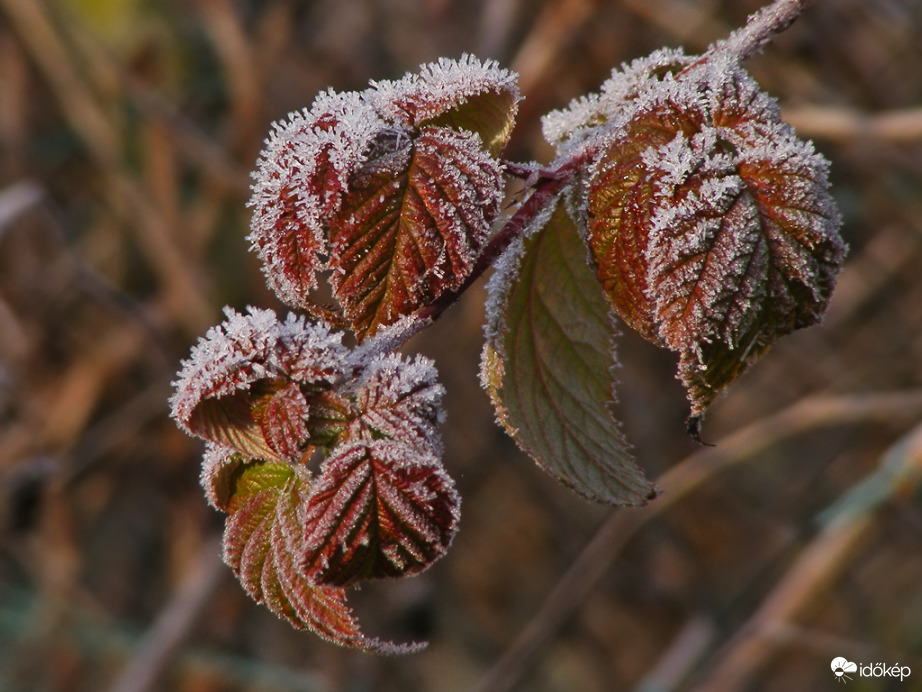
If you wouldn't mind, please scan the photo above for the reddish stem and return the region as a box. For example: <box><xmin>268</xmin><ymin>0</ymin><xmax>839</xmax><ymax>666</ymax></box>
<box><xmin>713</xmin><ymin>0</ymin><xmax>819</xmax><ymax>63</ymax></box>
<box><xmin>416</xmin><ymin>154</ymin><xmax>586</xmax><ymax>325</ymax></box>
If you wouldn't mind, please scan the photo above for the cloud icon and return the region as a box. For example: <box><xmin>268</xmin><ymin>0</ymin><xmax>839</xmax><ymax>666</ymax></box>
<box><xmin>831</xmin><ymin>657</ymin><xmax>858</xmax><ymax>673</ymax></box>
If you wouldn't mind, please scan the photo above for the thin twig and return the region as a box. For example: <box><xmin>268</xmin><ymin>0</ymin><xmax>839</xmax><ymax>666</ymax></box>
<box><xmin>0</xmin><ymin>0</ymin><xmax>215</xmax><ymax>334</ymax></box>
<box><xmin>470</xmin><ymin>390</ymin><xmax>922</xmax><ymax>692</ymax></box>
<box><xmin>783</xmin><ymin>105</ymin><xmax>922</xmax><ymax>142</ymax></box>
<box><xmin>634</xmin><ymin>616</ymin><xmax>717</xmax><ymax>692</ymax></box>
<box><xmin>691</xmin><ymin>421</ymin><xmax>922</xmax><ymax>692</ymax></box>
<box><xmin>106</xmin><ymin>536</ymin><xmax>226</xmax><ymax>692</ymax></box>
<box><xmin>0</xmin><ymin>180</ymin><xmax>44</xmax><ymax>237</ymax></box>
<box><xmin>714</xmin><ymin>0</ymin><xmax>820</xmax><ymax>63</ymax></box>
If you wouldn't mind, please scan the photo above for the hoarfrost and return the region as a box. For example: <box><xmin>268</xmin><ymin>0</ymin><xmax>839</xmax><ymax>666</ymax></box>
<box><xmin>248</xmin><ymin>92</ymin><xmax>386</xmax><ymax>308</ymax></box>
<box><xmin>170</xmin><ymin>306</ymin><xmax>350</xmax><ymax>432</ymax></box>
<box><xmin>302</xmin><ymin>439</ymin><xmax>459</xmax><ymax>585</ymax></box>
<box><xmin>368</xmin><ymin>53</ymin><xmax>519</xmax><ymax>127</ymax></box>
<box><xmin>349</xmin><ymin>352</ymin><xmax>445</xmax><ymax>455</ymax></box>
<box><xmin>199</xmin><ymin>442</ymin><xmax>240</xmax><ymax>511</ymax></box>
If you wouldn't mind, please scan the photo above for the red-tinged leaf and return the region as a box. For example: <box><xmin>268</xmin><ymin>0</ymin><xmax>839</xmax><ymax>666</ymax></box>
<box><xmin>578</xmin><ymin>51</ymin><xmax>845</xmax><ymax>416</ymax></box>
<box><xmin>345</xmin><ymin>352</ymin><xmax>445</xmax><ymax>455</ymax></box>
<box><xmin>248</xmin><ymin>93</ymin><xmax>385</xmax><ymax>312</ymax></box>
<box><xmin>370</xmin><ymin>54</ymin><xmax>520</xmax><ymax>157</ymax></box>
<box><xmin>300</xmin><ymin>389</ymin><xmax>354</xmax><ymax>448</ymax></box>
<box><xmin>170</xmin><ymin>308</ymin><xmax>350</xmax><ymax>457</ymax></box>
<box><xmin>302</xmin><ymin>440</ymin><xmax>459</xmax><ymax>587</ymax></box>
<box><xmin>220</xmin><ymin>456</ymin><xmax>422</xmax><ymax>653</ymax></box>
<box><xmin>248</xmin><ymin>57</ymin><xmax>518</xmax><ymax>317</ymax></box>
<box><xmin>584</xmin><ymin>117</ymin><xmax>688</xmax><ymax>344</ymax></box>
<box><xmin>254</xmin><ymin>382</ymin><xmax>311</xmax><ymax>462</ymax></box>
<box><xmin>329</xmin><ymin>125</ymin><xmax>503</xmax><ymax>338</ymax></box>
<box><xmin>481</xmin><ymin>197</ymin><xmax>657</xmax><ymax>506</ymax></box>
<box><xmin>541</xmin><ymin>48</ymin><xmax>692</xmax><ymax>155</ymax></box>
<box><xmin>188</xmin><ymin>390</ymin><xmax>281</xmax><ymax>461</ymax></box>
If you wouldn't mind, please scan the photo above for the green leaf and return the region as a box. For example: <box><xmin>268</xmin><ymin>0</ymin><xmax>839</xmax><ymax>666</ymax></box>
<box><xmin>207</xmin><ymin>453</ymin><xmax>294</xmax><ymax>514</ymax></box>
<box><xmin>481</xmin><ymin>197</ymin><xmax>657</xmax><ymax>506</ymax></box>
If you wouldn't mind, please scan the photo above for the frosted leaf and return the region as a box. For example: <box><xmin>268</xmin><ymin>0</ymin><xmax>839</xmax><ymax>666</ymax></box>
<box><xmin>540</xmin><ymin>93</ymin><xmax>604</xmax><ymax>153</ymax></box>
<box><xmin>542</xmin><ymin>48</ymin><xmax>693</xmax><ymax>157</ymax></box>
<box><xmin>348</xmin><ymin>313</ymin><xmax>432</xmax><ymax>368</ymax></box>
<box><xmin>302</xmin><ymin>440</ymin><xmax>459</xmax><ymax>586</ymax></box>
<box><xmin>345</xmin><ymin>352</ymin><xmax>445</xmax><ymax>455</ymax></box>
<box><xmin>368</xmin><ymin>54</ymin><xmax>520</xmax><ymax>155</ymax></box>
<box><xmin>580</xmin><ymin>47</ymin><xmax>846</xmax><ymax>416</ymax></box>
<box><xmin>246</xmin><ymin>56</ymin><xmax>517</xmax><ymax>332</ymax></box>
<box><xmin>481</xmin><ymin>189</ymin><xmax>562</xmax><ymax>362</ymax></box>
<box><xmin>248</xmin><ymin>94</ymin><xmax>385</xmax><ymax>313</ymax></box>
<box><xmin>255</xmin><ymin>382</ymin><xmax>311</xmax><ymax>461</ymax></box>
<box><xmin>329</xmin><ymin>125</ymin><xmax>504</xmax><ymax>338</ymax></box>
<box><xmin>170</xmin><ymin>307</ymin><xmax>350</xmax><ymax>461</ymax></box>
<box><xmin>200</xmin><ymin>443</ymin><xmax>244</xmax><ymax>511</ymax></box>
<box><xmin>217</xmin><ymin>456</ymin><xmax>421</xmax><ymax>653</ymax></box>
<box><xmin>481</xmin><ymin>197</ymin><xmax>656</xmax><ymax>506</ymax></box>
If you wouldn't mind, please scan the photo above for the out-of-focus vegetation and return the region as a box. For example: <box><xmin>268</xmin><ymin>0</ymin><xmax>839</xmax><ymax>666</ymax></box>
<box><xmin>1</xmin><ymin>1</ymin><xmax>921</xmax><ymax>691</ymax></box>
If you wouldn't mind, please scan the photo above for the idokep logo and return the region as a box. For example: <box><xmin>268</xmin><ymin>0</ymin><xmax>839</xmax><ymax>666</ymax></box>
<box><xmin>831</xmin><ymin>657</ymin><xmax>911</xmax><ymax>684</ymax></box>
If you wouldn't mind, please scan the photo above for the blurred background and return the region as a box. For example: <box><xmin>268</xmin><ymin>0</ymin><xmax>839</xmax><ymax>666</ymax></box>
<box><xmin>1</xmin><ymin>0</ymin><xmax>922</xmax><ymax>690</ymax></box>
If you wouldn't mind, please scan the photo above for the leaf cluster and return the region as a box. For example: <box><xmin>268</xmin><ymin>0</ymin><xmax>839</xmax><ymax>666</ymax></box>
<box><xmin>171</xmin><ymin>5</ymin><xmax>845</xmax><ymax>651</ymax></box>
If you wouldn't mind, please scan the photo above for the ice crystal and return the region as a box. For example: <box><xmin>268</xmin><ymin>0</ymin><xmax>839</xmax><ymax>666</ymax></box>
<box><xmin>347</xmin><ymin>352</ymin><xmax>445</xmax><ymax>455</ymax></box>
<box><xmin>481</xmin><ymin>190</ymin><xmax>562</xmax><ymax>365</ymax></box>
<box><xmin>542</xmin><ymin>48</ymin><xmax>693</xmax><ymax>157</ymax></box>
<box><xmin>348</xmin><ymin>313</ymin><xmax>431</xmax><ymax>368</ymax></box>
<box><xmin>246</xmin><ymin>56</ymin><xmax>518</xmax><ymax>333</ymax></box>
<box><xmin>199</xmin><ymin>442</ymin><xmax>241</xmax><ymax>511</ymax></box>
<box><xmin>302</xmin><ymin>440</ymin><xmax>459</xmax><ymax>586</ymax></box>
<box><xmin>575</xmin><ymin>44</ymin><xmax>845</xmax><ymax>415</ymax></box>
<box><xmin>170</xmin><ymin>307</ymin><xmax>350</xmax><ymax>457</ymax></box>
<box><xmin>369</xmin><ymin>54</ymin><xmax>520</xmax><ymax>139</ymax></box>
<box><xmin>329</xmin><ymin>125</ymin><xmax>504</xmax><ymax>337</ymax></box>
<box><xmin>248</xmin><ymin>94</ymin><xmax>385</xmax><ymax>309</ymax></box>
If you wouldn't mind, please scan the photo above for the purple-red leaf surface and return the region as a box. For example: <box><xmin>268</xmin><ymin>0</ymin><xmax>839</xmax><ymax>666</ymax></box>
<box><xmin>345</xmin><ymin>352</ymin><xmax>445</xmax><ymax>455</ymax></box>
<box><xmin>302</xmin><ymin>440</ymin><xmax>459</xmax><ymax>587</ymax></box>
<box><xmin>329</xmin><ymin>126</ymin><xmax>503</xmax><ymax>338</ymax></box>
<box><xmin>247</xmin><ymin>55</ymin><xmax>519</xmax><ymax>338</ymax></box>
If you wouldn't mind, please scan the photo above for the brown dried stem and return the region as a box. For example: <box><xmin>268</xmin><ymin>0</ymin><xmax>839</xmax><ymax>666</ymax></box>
<box><xmin>782</xmin><ymin>105</ymin><xmax>922</xmax><ymax>142</ymax></box>
<box><xmin>106</xmin><ymin>536</ymin><xmax>226</xmax><ymax>692</ymax></box>
<box><xmin>691</xmin><ymin>420</ymin><xmax>922</xmax><ymax>692</ymax></box>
